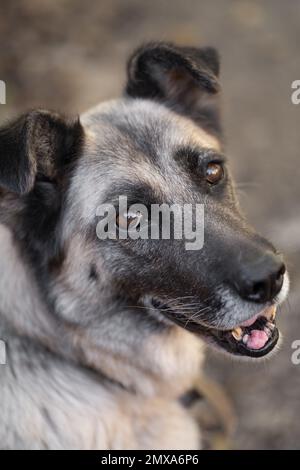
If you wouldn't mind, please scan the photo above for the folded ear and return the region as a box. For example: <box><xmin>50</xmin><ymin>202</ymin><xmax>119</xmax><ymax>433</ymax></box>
<box><xmin>125</xmin><ymin>42</ymin><xmax>221</xmax><ymax>136</ymax></box>
<box><xmin>0</xmin><ymin>110</ymin><xmax>83</xmax><ymax>195</ymax></box>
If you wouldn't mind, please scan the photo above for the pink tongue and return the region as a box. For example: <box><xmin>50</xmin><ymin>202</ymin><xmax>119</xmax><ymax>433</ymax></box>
<box><xmin>246</xmin><ymin>330</ymin><xmax>269</xmax><ymax>350</ymax></box>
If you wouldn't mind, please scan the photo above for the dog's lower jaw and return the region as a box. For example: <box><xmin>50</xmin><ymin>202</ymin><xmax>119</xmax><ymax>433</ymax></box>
<box><xmin>140</xmin><ymin>325</ymin><xmax>206</xmax><ymax>397</ymax></box>
<box><xmin>68</xmin><ymin>320</ymin><xmax>206</xmax><ymax>399</ymax></box>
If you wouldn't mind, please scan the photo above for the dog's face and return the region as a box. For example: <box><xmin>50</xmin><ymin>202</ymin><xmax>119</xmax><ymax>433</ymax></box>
<box><xmin>0</xmin><ymin>43</ymin><xmax>289</xmax><ymax>359</ymax></box>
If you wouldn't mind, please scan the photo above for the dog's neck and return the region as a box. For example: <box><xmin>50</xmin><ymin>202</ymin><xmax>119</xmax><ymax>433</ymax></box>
<box><xmin>0</xmin><ymin>224</ymin><xmax>204</xmax><ymax>398</ymax></box>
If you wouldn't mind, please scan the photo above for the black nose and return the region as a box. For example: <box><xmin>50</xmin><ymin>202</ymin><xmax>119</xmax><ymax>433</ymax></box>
<box><xmin>234</xmin><ymin>253</ymin><xmax>286</xmax><ymax>303</ymax></box>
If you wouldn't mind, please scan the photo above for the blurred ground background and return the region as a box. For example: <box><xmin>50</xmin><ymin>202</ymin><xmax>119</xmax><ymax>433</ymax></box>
<box><xmin>0</xmin><ymin>0</ymin><xmax>299</xmax><ymax>449</ymax></box>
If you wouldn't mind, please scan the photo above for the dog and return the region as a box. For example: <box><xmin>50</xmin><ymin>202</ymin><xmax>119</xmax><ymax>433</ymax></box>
<box><xmin>0</xmin><ymin>42</ymin><xmax>289</xmax><ymax>449</ymax></box>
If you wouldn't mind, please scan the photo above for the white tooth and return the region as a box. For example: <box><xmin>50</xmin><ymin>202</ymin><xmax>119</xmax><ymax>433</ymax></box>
<box><xmin>264</xmin><ymin>305</ymin><xmax>277</xmax><ymax>321</ymax></box>
<box><xmin>232</xmin><ymin>327</ymin><xmax>243</xmax><ymax>341</ymax></box>
<box><xmin>270</xmin><ymin>306</ymin><xmax>277</xmax><ymax>321</ymax></box>
<box><xmin>264</xmin><ymin>327</ymin><xmax>271</xmax><ymax>337</ymax></box>
<box><xmin>243</xmin><ymin>334</ymin><xmax>249</xmax><ymax>344</ymax></box>
<box><xmin>267</xmin><ymin>321</ymin><xmax>275</xmax><ymax>331</ymax></box>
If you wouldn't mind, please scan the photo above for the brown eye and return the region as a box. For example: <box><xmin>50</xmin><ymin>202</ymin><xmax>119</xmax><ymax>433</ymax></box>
<box><xmin>116</xmin><ymin>211</ymin><xmax>141</xmax><ymax>230</ymax></box>
<box><xmin>205</xmin><ymin>162</ymin><xmax>224</xmax><ymax>184</ymax></box>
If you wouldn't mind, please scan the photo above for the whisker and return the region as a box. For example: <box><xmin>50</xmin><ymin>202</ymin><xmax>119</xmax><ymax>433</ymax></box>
<box><xmin>183</xmin><ymin>306</ymin><xmax>212</xmax><ymax>329</ymax></box>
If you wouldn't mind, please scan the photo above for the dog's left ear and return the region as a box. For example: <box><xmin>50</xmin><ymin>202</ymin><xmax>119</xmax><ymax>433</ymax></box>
<box><xmin>0</xmin><ymin>110</ymin><xmax>83</xmax><ymax>195</ymax></box>
<box><xmin>125</xmin><ymin>42</ymin><xmax>221</xmax><ymax>136</ymax></box>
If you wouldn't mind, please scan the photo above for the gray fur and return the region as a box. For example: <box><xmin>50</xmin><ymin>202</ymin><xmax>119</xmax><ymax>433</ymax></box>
<box><xmin>0</xmin><ymin>46</ymin><xmax>288</xmax><ymax>449</ymax></box>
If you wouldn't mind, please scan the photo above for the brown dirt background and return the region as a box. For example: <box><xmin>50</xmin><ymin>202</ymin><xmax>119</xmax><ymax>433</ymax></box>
<box><xmin>0</xmin><ymin>0</ymin><xmax>300</xmax><ymax>449</ymax></box>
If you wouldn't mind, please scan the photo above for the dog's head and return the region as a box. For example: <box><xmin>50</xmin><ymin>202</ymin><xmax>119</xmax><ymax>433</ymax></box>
<box><xmin>0</xmin><ymin>43</ymin><xmax>289</xmax><ymax>359</ymax></box>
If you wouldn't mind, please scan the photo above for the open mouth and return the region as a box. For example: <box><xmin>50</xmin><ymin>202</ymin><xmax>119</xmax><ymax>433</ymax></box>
<box><xmin>209</xmin><ymin>305</ymin><xmax>279</xmax><ymax>358</ymax></box>
<box><xmin>150</xmin><ymin>299</ymin><xmax>279</xmax><ymax>358</ymax></box>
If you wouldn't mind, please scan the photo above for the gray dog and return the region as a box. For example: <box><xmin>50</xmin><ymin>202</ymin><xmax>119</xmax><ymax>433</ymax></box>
<box><xmin>0</xmin><ymin>43</ymin><xmax>289</xmax><ymax>449</ymax></box>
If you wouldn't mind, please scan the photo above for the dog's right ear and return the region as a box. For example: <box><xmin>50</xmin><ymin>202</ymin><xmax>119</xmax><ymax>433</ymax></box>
<box><xmin>0</xmin><ymin>110</ymin><xmax>83</xmax><ymax>195</ymax></box>
<box><xmin>125</xmin><ymin>42</ymin><xmax>221</xmax><ymax>136</ymax></box>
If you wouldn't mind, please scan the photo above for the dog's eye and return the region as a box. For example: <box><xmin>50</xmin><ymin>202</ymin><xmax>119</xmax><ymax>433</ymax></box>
<box><xmin>116</xmin><ymin>211</ymin><xmax>142</xmax><ymax>230</ymax></box>
<box><xmin>205</xmin><ymin>162</ymin><xmax>224</xmax><ymax>184</ymax></box>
